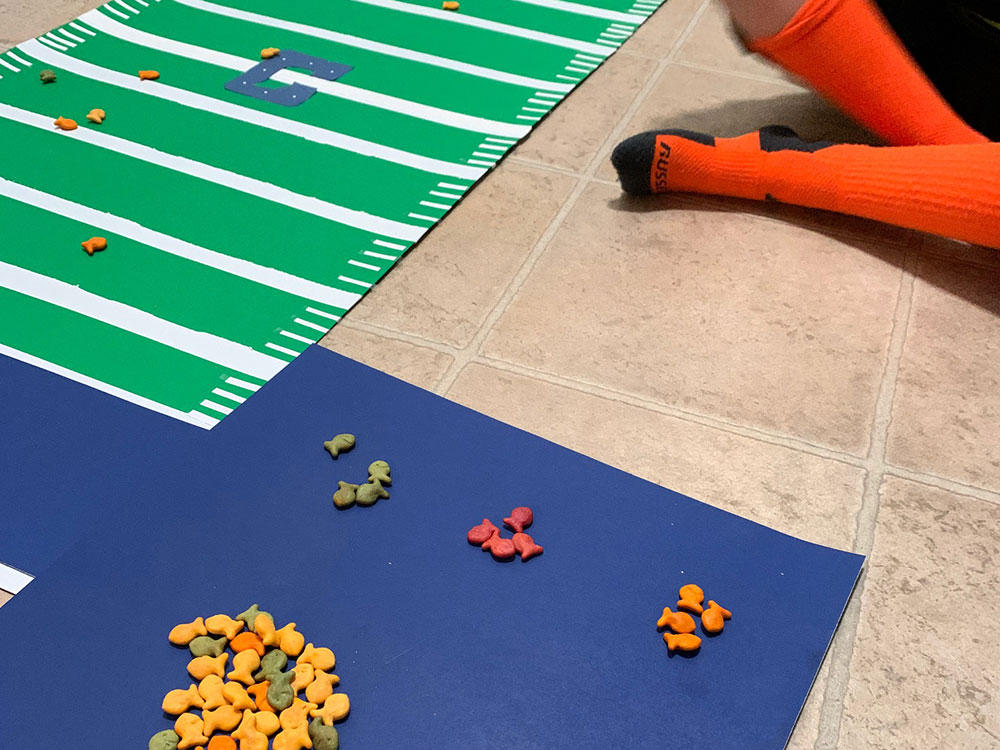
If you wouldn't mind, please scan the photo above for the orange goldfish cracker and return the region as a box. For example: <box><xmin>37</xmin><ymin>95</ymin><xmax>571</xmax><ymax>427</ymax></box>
<box><xmin>310</xmin><ymin>693</ymin><xmax>350</xmax><ymax>725</ymax></box>
<box><xmin>53</xmin><ymin>116</ymin><xmax>77</xmax><ymax>131</ymax></box>
<box><xmin>85</xmin><ymin>108</ymin><xmax>106</xmax><ymax>124</ymax></box>
<box><xmin>163</xmin><ymin>684</ymin><xmax>204</xmax><ymax>714</ymax></box>
<box><xmin>272</xmin><ymin>723</ymin><xmax>311</xmax><ymax>750</ymax></box>
<box><xmin>81</xmin><ymin>237</ymin><xmax>107</xmax><ymax>256</ymax></box>
<box><xmin>188</xmin><ymin>653</ymin><xmax>229</xmax><ymax>680</ymax></box>
<box><xmin>199</xmin><ymin>674</ymin><xmax>227</xmax><ymax>710</ymax></box>
<box><xmin>138</xmin><ymin>70</ymin><xmax>160</xmax><ymax>80</ymax></box>
<box><xmin>261</xmin><ymin>48</ymin><xmax>281</xmax><ymax>59</ymax></box>
<box><xmin>279</xmin><ymin>699</ymin><xmax>316</xmax><ymax>730</ymax></box>
<box><xmin>206</xmin><ymin>614</ymin><xmax>245</xmax><ymax>640</ymax></box>
<box><xmin>442</xmin><ymin>1</ymin><xmax>459</xmax><ymax>8</ymax></box>
<box><xmin>247</xmin><ymin>681</ymin><xmax>275</xmax><ymax>713</ymax></box>
<box><xmin>254</xmin><ymin>711</ymin><xmax>280</xmax><ymax>736</ymax></box>
<box><xmin>207</xmin><ymin>737</ymin><xmax>237</xmax><ymax>750</ymax></box>
<box><xmin>230</xmin><ymin>632</ymin><xmax>265</xmax><ymax>657</ymax></box>
<box><xmin>677</xmin><ymin>583</ymin><xmax>705</xmax><ymax>615</ymax></box>
<box><xmin>170</xmin><ymin>617</ymin><xmax>209</xmax><ymax>645</ymax></box>
<box><xmin>656</xmin><ymin>607</ymin><xmax>696</xmax><ymax>634</ymax></box>
<box><xmin>222</xmin><ymin>682</ymin><xmax>256</xmax><ymax>710</ymax></box>
<box><xmin>701</xmin><ymin>600</ymin><xmax>732</xmax><ymax>634</ymax></box>
<box><xmin>305</xmin><ymin>670</ymin><xmax>339</xmax><ymax>705</ymax></box>
<box><xmin>292</xmin><ymin>663</ymin><xmax>315</xmax><ymax>692</ymax></box>
<box><xmin>298</xmin><ymin>644</ymin><xmax>335</xmax><ymax>672</ymax></box>
<box><xmin>232</xmin><ymin>709</ymin><xmax>268</xmax><ymax>750</ymax></box>
<box><xmin>663</xmin><ymin>632</ymin><xmax>702</xmax><ymax>653</ymax></box>
<box><xmin>227</xmin><ymin>649</ymin><xmax>261</xmax><ymax>685</ymax></box>
<box><xmin>203</xmin><ymin>705</ymin><xmax>243</xmax><ymax>734</ymax></box>
<box><xmin>174</xmin><ymin>713</ymin><xmax>209</xmax><ymax>749</ymax></box>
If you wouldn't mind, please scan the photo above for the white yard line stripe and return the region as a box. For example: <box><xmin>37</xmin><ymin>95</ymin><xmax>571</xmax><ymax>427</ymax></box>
<box><xmin>420</xmin><ymin>200</ymin><xmax>451</xmax><ymax>209</ymax></box>
<box><xmin>103</xmin><ymin>3</ymin><xmax>130</xmax><ymax>20</ymax></box>
<box><xmin>295</xmin><ymin>317</ymin><xmax>329</xmax><ymax>332</ymax></box>
<box><xmin>565</xmin><ymin>65</ymin><xmax>592</xmax><ymax>73</ymax></box>
<box><xmin>0</xmin><ymin>101</ymin><xmax>424</xmax><ymax>242</ymax></box>
<box><xmin>556</xmin><ymin>74</ymin><xmax>580</xmax><ymax>81</ymax></box>
<box><xmin>213</xmin><ymin>387</ymin><xmax>247</xmax><ymax>403</ymax></box>
<box><xmin>471</xmin><ymin>150</ymin><xmax>501</xmax><ymax>158</ymax></box>
<box><xmin>0</xmin><ymin>59</ymin><xmax>18</xmax><ymax>72</ymax></box>
<box><xmin>408</xmin><ymin>212</ymin><xmax>439</xmax><ymax>221</ymax></box>
<box><xmin>476</xmin><ymin>144</ymin><xmax>507</xmax><ymax>153</ymax></box>
<box><xmin>174</xmin><ymin>0</ymin><xmax>572</xmax><ymax>93</ymax></box>
<box><xmin>533</xmin><ymin>91</ymin><xmax>562</xmax><ymax>99</ymax></box>
<box><xmin>280</xmin><ymin>329</ymin><xmax>315</xmax><ymax>344</ymax></box>
<box><xmin>571</xmin><ymin>59</ymin><xmax>599</xmax><ymax>67</ymax></box>
<box><xmin>600</xmin><ymin>29</ymin><xmax>630</xmax><ymax>37</ymax></box>
<box><xmin>609</xmin><ymin>22</ymin><xmax>633</xmax><ymax>29</ymax></box>
<box><xmin>135</xmin><ymin>0</ymin><xmax>151</xmax><ymax>6</ymax></box>
<box><xmin>0</xmin><ymin>176</ymin><xmax>362</xmax><ymax>310</ymax></box>
<box><xmin>467</xmin><ymin>158</ymin><xmax>498</xmax><ymax>165</ymax></box>
<box><xmin>59</xmin><ymin>28</ymin><xmax>87</xmax><ymax>43</ymax></box>
<box><xmin>226</xmin><ymin>376</ymin><xmax>261</xmax><ymax>391</ymax></box>
<box><xmin>0</xmin><ymin>343</ymin><xmax>213</xmax><ymax>429</ymax></box>
<box><xmin>305</xmin><ymin>307</ymin><xmax>341</xmax><ymax>321</ymax></box>
<box><xmin>37</xmin><ymin>36</ymin><xmax>68</xmax><ymax>51</ymax></box>
<box><xmin>510</xmin><ymin>0</ymin><xmax>640</xmax><ymax>23</ymax></box>
<box><xmin>0</xmin><ymin>562</ymin><xmax>34</xmax><ymax>594</ymax></box>
<box><xmin>6</xmin><ymin>51</ymin><xmax>32</xmax><ymax>66</ymax></box>
<box><xmin>527</xmin><ymin>98</ymin><xmax>554</xmax><ymax>106</ymax></box>
<box><xmin>19</xmin><ymin>40</ymin><xmax>480</xmax><ymax>184</ymax></box>
<box><xmin>519</xmin><ymin>107</ymin><xmax>548</xmax><ymax>114</ymax></box>
<box><xmin>0</xmin><ymin>261</ymin><xmax>287</xmax><ymax>380</ymax></box>
<box><xmin>373</xmin><ymin>239</ymin><xmax>407</xmax><ymax>250</ymax></box>
<box><xmin>348</xmin><ymin>258</ymin><xmax>381</xmax><ymax>271</ymax></box>
<box><xmin>265</xmin><ymin>342</ymin><xmax>300</xmax><ymax>357</ymax></box>
<box><xmin>514</xmin><ymin>116</ymin><xmax>539</xmax><ymax>122</ymax></box>
<box><xmin>364</xmin><ymin>250</ymin><xmax>397</xmax><ymax>261</ymax></box>
<box><xmin>201</xmin><ymin>399</ymin><xmax>234</xmax><ymax>415</ymax></box>
<box><xmin>628</xmin><ymin>9</ymin><xmax>650</xmax><ymax>15</ymax></box>
<box><xmin>84</xmin><ymin>11</ymin><xmax>530</xmax><ymax>139</ymax></box>
<box><xmin>483</xmin><ymin>136</ymin><xmax>516</xmax><ymax>144</ymax></box>
<box><xmin>429</xmin><ymin>190</ymin><xmax>462</xmax><ymax>199</ymax></box>
<box><xmin>69</xmin><ymin>22</ymin><xmax>97</xmax><ymax>36</ymax></box>
<box><xmin>339</xmin><ymin>276</ymin><xmax>373</xmax><ymax>289</ymax></box>
<box><xmin>575</xmin><ymin>53</ymin><xmax>604</xmax><ymax>61</ymax></box>
<box><xmin>350</xmin><ymin>0</ymin><xmax>617</xmax><ymax>56</ymax></box>
<box><xmin>187</xmin><ymin>410</ymin><xmax>223</xmax><ymax>427</ymax></box>
<box><xmin>115</xmin><ymin>0</ymin><xmax>141</xmax><ymax>13</ymax></box>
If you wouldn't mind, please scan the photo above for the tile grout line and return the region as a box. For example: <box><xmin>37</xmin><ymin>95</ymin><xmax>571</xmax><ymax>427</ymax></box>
<box><xmin>812</xmin><ymin>252</ymin><xmax>917</xmax><ymax>750</ymax></box>
<box><xmin>882</xmin><ymin>465</ymin><xmax>1000</xmax><ymax>507</ymax></box>
<box><xmin>434</xmin><ymin>0</ymin><xmax>714</xmax><ymax>397</ymax></box>
<box><xmin>669</xmin><ymin>58</ymin><xmax>808</xmax><ymax>90</ymax></box>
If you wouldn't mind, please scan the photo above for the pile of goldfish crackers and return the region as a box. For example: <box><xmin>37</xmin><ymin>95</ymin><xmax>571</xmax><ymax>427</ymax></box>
<box><xmin>151</xmin><ymin>605</ymin><xmax>348</xmax><ymax>750</ymax></box>
<box><xmin>658</xmin><ymin>584</ymin><xmax>732</xmax><ymax>655</ymax></box>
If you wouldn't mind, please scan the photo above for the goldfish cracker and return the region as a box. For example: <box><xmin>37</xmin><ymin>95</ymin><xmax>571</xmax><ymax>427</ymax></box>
<box><xmin>292</xmin><ymin>663</ymin><xmax>315</xmax><ymax>692</ymax></box>
<box><xmin>149</xmin><ymin>729</ymin><xmax>181</xmax><ymax>750</ymax></box>
<box><xmin>701</xmin><ymin>600</ymin><xmax>732</xmax><ymax>634</ymax></box>
<box><xmin>226</xmin><ymin>650</ymin><xmax>260</xmax><ymax>686</ymax></box>
<box><xmin>203</xmin><ymin>705</ymin><xmax>242</xmax><ymax>734</ymax></box>
<box><xmin>170</xmin><ymin>617</ymin><xmax>208</xmax><ymax>645</ymax></box>
<box><xmin>278</xmin><ymin>624</ymin><xmax>305</xmax><ymax>657</ymax></box>
<box><xmin>272</xmin><ymin>723</ymin><xmax>311</xmax><ymax>750</ymax></box>
<box><xmin>39</xmin><ymin>69</ymin><xmax>57</xmax><ymax>84</ymax></box>
<box><xmin>138</xmin><ymin>70</ymin><xmax>160</xmax><ymax>80</ymax></box>
<box><xmin>232</xmin><ymin>709</ymin><xmax>268</xmax><ymax>750</ymax></box>
<box><xmin>677</xmin><ymin>584</ymin><xmax>705</xmax><ymax>615</ymax></box>
<box><xmin>255</xmin><ymin>711</ymin><xmax>281</xmax><ymax>736</ymax></box>
<box><xmin>267</xmin><ymin>671</ymin><xmax>297</xmax><ymax>712</ymax></box>
<box><xmin>323</xmin><ymin>434</ymin><xmax>355</xmax><ymax>458</ymax></box>
<box><xmin>304</xmin><ymin>670</ymin><xmax>338</xmax><ymax>705</ymax></box>
<box><xmin>368</xmin><ymin>460</ymin><xmax>391</xmax><ymax>485</ymax></box>
<box><xmin>86</xmin><ymin>108</ymin><xmax>106</xmax><ymax>124</ymax></box>
<box><xmin>81</xmin><ymin>237</ymin><xmax>107</xmax><ymax>256</ymax></box>
<box><xmin>247</xmin><ymin>682</ymin><xmax>274</xmax><ymax>713</ymax></box>
<box><xmin>163</xmin><ymin>684</ymin><xmax>204</xmax><ymax>714</ymax></box>
<box><xmin>279</xmin><ymin>699</ymin><xmax>316</xmax><ymax>730</ymax></box>
<box><xmin>298</xmin><ymin>644</ymin><xmax>335</xmax><ymax>672</ymax></box>
<box><xmin>174</xmin><ymin>713</ymin><xmax>209</xmax><ymax>749</ymax></box>
<box><xmin>442</xmin><ymin>1</ymin><xmax>459</xmax><ymax>9</ymax></box>
<box><xmin>255</xmin><ymin>649</ymin><xmax>288</xmax><ymax>682</ymax></box>
<box><xmin>206</xmin><ymin>614</ymin><xmax>245</xmax><ymax>640</ymax></box>
<box><xmin>199</xmin><ymin>675</ymin><xmax>227</xmax><ymax>710</ymax></box>
<box><xmin>261</xmin><ymin>48</ymin><xmax>281</xmax><ymax>59</ymax></box>
<box><xmin>656</xmin><ymin>607</ymin><xmax>696</xmax><ymax>634</ymax></box>
<box><xmin>230</xmin><ymin>632</ymin><xmax>265</xmax><ymax>657</ymax></box>
<box><xmin>207</xmin><ymin>737</ymin><xmax>237</xmax><ymax>750</ymax></box>
<box><xmin>222</xmin><ymin>682</ymin><xmax>256</xmax><ymax>710</ymax></box>
<box><xmin>235</xmin><ymin>604</ymin><xmax>273</xmax><ymax>634</ymax></box>
<box><xmin>663</xmin><ymin>632</ymin><xmax>702</xmax><ymax>653</ymax></box>
<box><xmin>190</xmin><ymin>635</ymin><xmax>228</xmax><ymax>658</ymax></box>
<box><xmin>255</xmin><ymin>616</ymin><xmax>277</xmax><ymax>647</ymax></box>
<box><xmin>308</xmin><ymin>718</ymin><xmax>340</xmax><ymax>750</ymax></box>
<box><xmin>53</xmin><ymin>116</ymin><xmax>77</xmax><ymax>131</ymax></box>
<box><xmin>310</xmin><ymin>694</ymin><xmax>349</xmax><ymax>725</ymax></box>
<box><xmin>188</xmin><ymin>653</ymin><xmax>228</xmax><ymax>681</ymax></box>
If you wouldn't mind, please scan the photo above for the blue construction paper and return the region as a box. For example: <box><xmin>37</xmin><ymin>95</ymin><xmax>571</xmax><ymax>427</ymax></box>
<box><xmin>0</xmin><ymin>346</ymin><xmax>863</xmax><ymax>749</ymax></box>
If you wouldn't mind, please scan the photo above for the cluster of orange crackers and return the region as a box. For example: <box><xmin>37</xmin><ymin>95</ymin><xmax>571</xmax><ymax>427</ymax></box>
<box><xmin>657</xmin><ymin>584</ymin><xmax>732</xmax><ymax>655</ymax></box>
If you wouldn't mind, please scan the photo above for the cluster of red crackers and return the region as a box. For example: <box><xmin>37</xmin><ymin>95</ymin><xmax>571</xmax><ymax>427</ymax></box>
<box><xmin>466</xmin><ymin>506</ymin><xmax>543</xmax><ymax>561</ymax></box>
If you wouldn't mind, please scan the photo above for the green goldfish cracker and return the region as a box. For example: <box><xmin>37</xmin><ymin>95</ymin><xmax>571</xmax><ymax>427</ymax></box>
<box><xmin>266</xmin><ymin>670</ymin><xmax>296</xmax><ymax>711</ymax></box>
<box><xmin>255</xmin><ymin>648</ymin><xmax>288</xmax><ymax>681</ymax></box>
<box><xmin>149</xmin><ymin>729</ymin><xmax>181</xmax><ymax>750</ymax></box>
<box><xmin>368</xmin><ymin>460</ymin><xmax>391</xmax><ymax>485</ymax></box>
<box><xmin>332</xmin><ymin>481</ymin><xmax>358</xmax><ymax>509</ymax></box>
<box><xmin>308</xmin><ymin>718</ymin><xmax>340</xmax><ymax>750</ymax></box>
<box><xmin>356</xmin><ymin>480</ymin><xmax>389</xmax><ymax>507</ymax></box>
<box><xmin>236</xmin><ymin>603</ymin><xmax>273</xmax><ymax>633</ymax></box>
<box><xmin>188</xmin><ymin>635</ymin><xmax>228</xmax><ymax>658</ymax></box>
<box><xmin>323</xmin><ymin>434</ymin><xmax>356</xmax><ymax>459</ymax></box>
<box><xmin>39</xmin><ymin>69</ymin><xmax>57</xmax><ymax>84</ymax></box>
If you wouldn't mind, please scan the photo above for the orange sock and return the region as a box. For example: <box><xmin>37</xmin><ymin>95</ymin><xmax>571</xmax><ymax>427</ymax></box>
<box><xmin>747</xmin><ymin>0</ymin><xmax>988</xmax><ymax>146</ymax></box>
<box><xmin>611</xmin><ymin>127</ymin><xmax>1000</xmax><ymax>249</ymax></box>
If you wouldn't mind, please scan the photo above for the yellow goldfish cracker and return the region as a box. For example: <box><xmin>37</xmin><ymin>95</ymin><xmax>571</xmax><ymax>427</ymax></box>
<box><xmin>206</xmin><ymin>614</ymin><xmax>245</xmax><ymax>640</ymax></box>
<box><xmin>274</xmin><ymin>623</ymin><xmax>304</xmax><ymax>657</ymax></box>
<box><xmin>222</xmin><ymin>682</ymin><xmax>256</xmax><ymax>710</ymax></box>
<box><xmin>203</xmin><ymin>704</ymin><xmax>242</xmax><ymax>734</ymax></box>
<box><xmin>163</xmin><ymin>684</ymin><xmax>204</xmax><ymax>715</ymax></box>
<box><xmin>291</xmin><ymin>663</ymin><xmax>314</xmax><ymax>692</ymax></box>
<box><xmin>310</xmin><ymin>693</ymin><xmax>350</xmax><ymax>725</ymax></box>
<box><xmin>227</xmin><ymin>649</ymin><xmax>260</xmax><ymax>686</ymax></box>
<box><xmin>198</xmin><ymin>675</ymin><xmax>227</xmax><ymax>710</ymax></box>
<box><xmin>279</xmin><ymin>699</ymin><xmax>316</xmax><ymax>730</ymax></box>
<box><xmin>271</xmin><ymin>723</ymin><xmax>311</xmax><ymax>750</ymax></box>
<box><xmin>254</xmin><ymin>711</ymin><xmax>281</xmax><ymax>736</ymax></box>
<box><xmin>188</xmin><ymin>653</ymin><xmax>229</xmax><ymax>681</ymax></box>
<box><xmin>261</xmin><ymin>47</ymin><xmax>281</xmax><ymax>59</ymax></box>
<box><xmin>304</xmin><ymin>670</ymin><xmax>338</xmax><ymax>705</ymax></box>
<box><xmin>297</xmin><ymin>644</ymin><xmax>335</xmax><ymax>672</ymax></box>
<box><xmin>255</xmin><ymin>616</ymin><xmax>277</xmax><ymax>647</ymax></box>
<box><xmin>170</xmin><ymin>617</ymin><xmax>208</xmax><ymax>645</ymax></box>
<box><xmin>232</xmin><ymin>709</ymin><xmax>269</xmax><ymax>750</ymax></box>
<box><xmin>174</xmin><ymin>713</ymin><xmax>209</xmax><ymax>749</ymax></box>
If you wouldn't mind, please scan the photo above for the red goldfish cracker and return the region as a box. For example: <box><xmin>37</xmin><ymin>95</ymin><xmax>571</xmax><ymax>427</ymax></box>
<box><xmin>227</xmin><ymin>649</ymin><xmax>260</xmax><ymax>685</ymax></box>
<box><xmin>276</xmin><ymin>623</ymin><xmax>305</xmax><ymax>657</ymax></box>
<box><xmin>174</xmin><ymin>712</ymin><xmax>209</xmax><ymax>749</ymax></box>
<box><xmin>310</xmin><ymin>693</ymin><xmax>350</xmax><ymax>725</ymax></box>
<box><xmin>53</xmin><ymin>116</ymin><xmax>77</xmax><ymax>131</ymax></box>
<box><xmin>247</xmin><ymin>681</ymin><xmax>275</xmax><ymax>713</ymax></box>
<box><xmin>163</xmin><ymin>684</ymin><xmax>204</xmax><ymax>714</ymax></box>
<box><xmin>138</xmin><ymin>70</ymin><xmax>160</xmax><ymax>80</ymax></box>
<box><xmin>203</xmin><ymin>704</ymin><xmax>243</xmax><ymax>734</ymax></box>
<box><xmin>207</xmin><ymin>737</ymin><xmax>237</xmax><ymax>750</ymax></box>
<box><xmin>255</xmin><ymin>711</ymin><xmax>281</xmax><ymax>736</ymax></box>
<box><xmin>656</xmin><ymin>607</ymin><xmax>696</xmax><ymax>634</ymax></box>
<box><xmin>512</xmin><ymin>532</ymin><xmax>543</xmax><ymax>561</ymax></box>
<box><xmin>81</xmin><ymin>237</ymin><xmax>107</xmax><ymax>256</ymax></box>
<box><xmin>304</xmin><ymin>670</ymin><xmax>339</xmax><ymax>705</ymax></box>
<box><xmin>298</xmin><ymin>643</ymin><xmax>335</xmax><ymax>672</ymax></box>
<box><xmin>206</xmin><ymin>614</ymin><xmax>245</xmax><ymax>640</ymax></box>
<box><xmin>188</xmin><ymin>653</ymin><xmax>229</xmax><ymax>681</ymax></box>
<box><xmin>292</xmin><ymin>662</ymin><xmax>315</xmax><ymax>692</ymax></box>
<box><xmin>232</xmin><ymin>709</ymin><xmax>269</xmax><ymax>750</ymax></box>
<box><xmin>467</xmin><ymin>518</ymin><xmax>499</xmax><ymax>546</ymax></box>
<box><xmin>170</xmin><ymin>617</ymin><xmax>208</xmax><ymax>645</ymax></box>
<box><xmin>663</xmin><ymin>632</ymin><xmax>702</xmax><ymax>653</ymax></box>
<box><xmin>677</xmin><ymin>584</ymin><xmax>705</xmax><ymax>615</ymax></box>
<box><xmin>199</xmin><ymin>674</ymin><xmax>228</xmax><ymax>710</ymax></box>
<box><xmin>222</xmin><ymin>682</ymin><xmax>256</xmax><ymax>711</ymax></box>
<box><xmin>230</xmin><ymin>632</ymin><xmax>265</xmax><ymax>657</ymax></box>
<box><xmin>272</xmin><ymin>723</ymin><xmax>311</xmax><ymax>750</ymax></box>
<box><xmin>701</xmin><ymin>600</ymin><xmax>732</xmax><ymax>634</ymax></box>
<box><xmin>503</xmin><ymin>506</ymin><xmax>533</xmax><ymax>533</ymax></box>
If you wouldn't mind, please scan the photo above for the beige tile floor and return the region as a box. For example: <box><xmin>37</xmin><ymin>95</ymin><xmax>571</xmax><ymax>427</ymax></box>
<box><xmin>3</xmin><ymin>1</ymin><xmax>999</xmax><ymax>747</ymax></box>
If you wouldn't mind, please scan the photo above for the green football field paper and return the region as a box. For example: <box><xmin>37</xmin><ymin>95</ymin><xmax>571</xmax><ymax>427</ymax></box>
<box><xmin>0</xmin><ymin>0</ymin><xmax>663</xmax><ymax>428</ymax></box>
